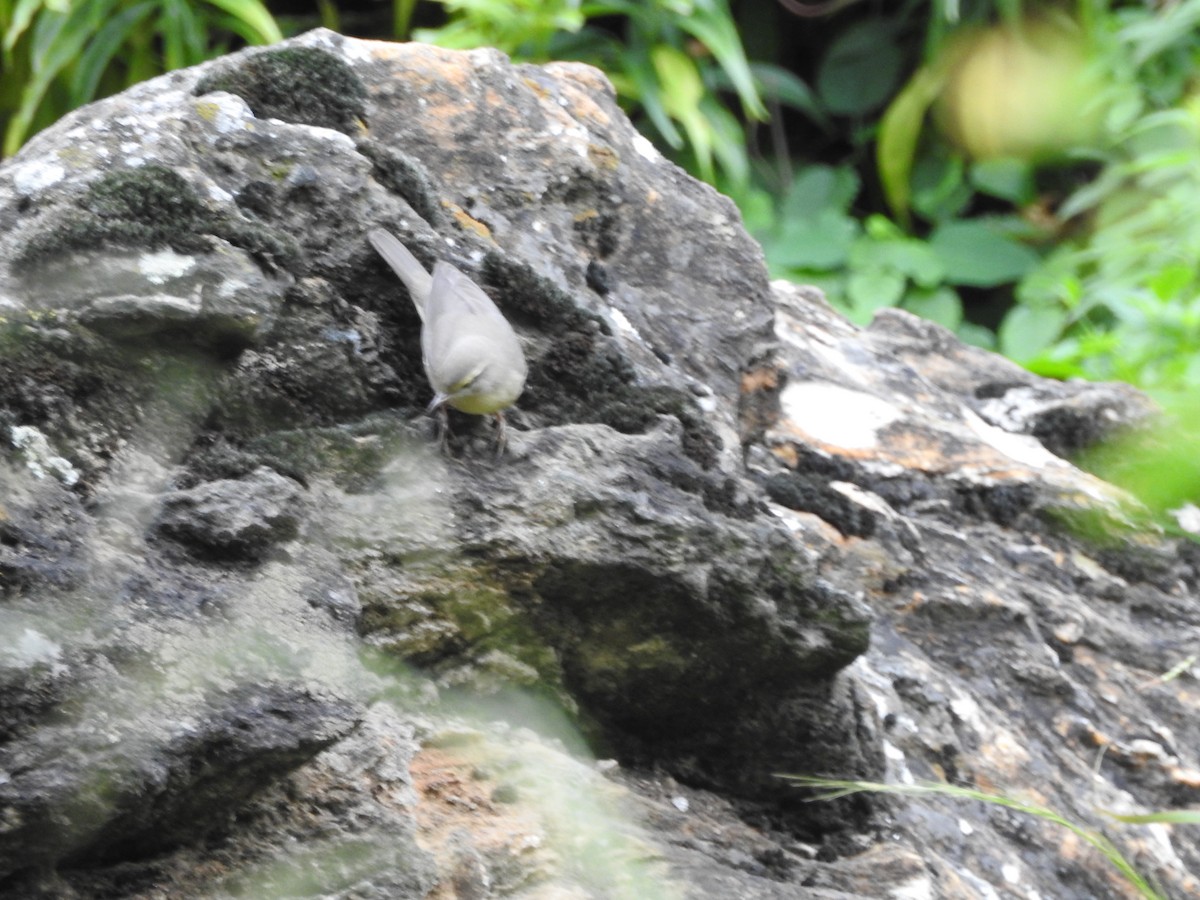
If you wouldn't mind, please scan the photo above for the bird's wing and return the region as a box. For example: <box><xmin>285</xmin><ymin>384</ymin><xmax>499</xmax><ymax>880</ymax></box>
<box><xmin>368</xmin><ymin>229</ymin><xmax>433</xmax><ymax>318</ymax></box>
<box><xmin>428</xmin><ymin>262</ymin><xmax>511</xmax><ymax>324</ymax></box>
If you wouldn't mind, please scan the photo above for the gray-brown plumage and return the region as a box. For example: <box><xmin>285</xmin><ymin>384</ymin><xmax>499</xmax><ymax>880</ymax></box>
<box><xmin>368</xmin><ymin>228</ymin><xmax>527</xmax><ymax>449</ymax></box>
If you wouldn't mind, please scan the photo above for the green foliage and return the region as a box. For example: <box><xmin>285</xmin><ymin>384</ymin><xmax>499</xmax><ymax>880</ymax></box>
<box><xmin>413</xmin><ymin>0</ymin><xmax>769</xmax><ymax>184</ymax></box>
<box><xmin>1080</xmin><ymin>399</ymin><xmax>1200</xmax><ymax>529</ymax></box>
<box><xmin>0</xmin><ymin>0</ymin><xmax>282</xmax><ymax>157</ymax></box>
<box><xmin>746</xmin><ymin>162</ymin><xmax>1046</xmax><ymax>340</ymax></box>
<box><xmin>870</xmin><ymin>1</ymin><xmax>1200</xmax><ymax>395</ymax></box>
<box><xmin>769</xmin><ymin>0</ymin><xmax>1200</xmax><ymax>396</ymax></box>
<box><xmin>1008</xmin><ymin>100</ymin><xmax>1200</xmax><ymax>393</ymax></box>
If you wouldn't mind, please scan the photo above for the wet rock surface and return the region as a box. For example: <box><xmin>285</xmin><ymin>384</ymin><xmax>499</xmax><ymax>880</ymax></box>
<box><xmin>0</xmin><ymin>29</ymin><xmax>1196</xmax><ymax>899</ymax></box>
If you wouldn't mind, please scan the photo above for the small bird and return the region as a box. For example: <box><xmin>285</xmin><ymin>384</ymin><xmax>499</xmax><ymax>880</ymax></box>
<box><xmin>367</xmin><ymin>228</ymin><xmax>527</xmax><ymax>452</ymax></box>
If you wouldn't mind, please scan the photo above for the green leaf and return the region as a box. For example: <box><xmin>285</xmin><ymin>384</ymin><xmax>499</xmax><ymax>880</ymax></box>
<box><xmin>956</xmin><ymin>321</ymin><xmax>997</xmax><ymax>350</ymax></box>
<box><xmin>163</xmin><ymin>0</ymin><xmax>187</xmax><ymax>71</ymax></box>
<box><xmin>627</xmin><ymin>41</ymin><xmax>682</xmax><ymax>148</ymax></box>
<box><xmin>929</xmin><ymin>220</ymin><xmax>1040</xmax><ymax>287</ymax></box>
<box><xmin>680</xmin><ymin>1</ymin><xmax>767</xmax><ymax>120</ymax></box>
<box><xmin>848</xmin><ymin>268</ymin><xmax>905</xmax><ymax>321</ymax></box>
<box><xmin>905</xmin><ymin>286</ymin><xmax>963</xmax><ymax>329</ymax></box>
<box><xmin>999</xmin><ymin>304</ymin><xmax>1069</xmax><ymax>361</ymax></box>
<box><xmin>781</xmin><ymin>165</ymin><xmax>860</xmax><ymax>220</ymax></box>
<box><xmin>1106</xmin><ymin>809</ymin><xmax>1200</xmax><ymax>826</ymax></box>
<box><xmin>970</xmin><ymin>157</ymin><xmax>1035</xmax><ymax>204</ymax></box>
<box><xmin>817</xmin><ymin>19</ymin><xmax>904</xmax><ymax>117</ymax></box>
<box><xmin>203</xmin><ymin>0</ymin><xmax>283</xmax><ymax>43</ymax></box>
<box><xmin>773</xmin><ymin>209</ymin><xmax>860</xmax><ymax>271</ymax></box>
<box><xmin>734</xmin><ymin>186</ymin><xmax>775</xmax><ymax>237</ymax></box>
<box><xmin>1148</xmin><ymin>263</ymin><xmax>1195</xmax><ymax>301</ymax></box>
<box><xmin>875</xmin><ymin>239</ymin><xmax>944</xmax><ymax>287</ymax></box>
<box><xmin>5</xmin><ymin>2</ymin><xmax>101</xmax><ymax>154</ymax></box>
<box><xmin>698</xmin><ymin>94</ymin><xmax>749</xmax><ymax>187</ymax></box>
<box><xmin>911</xmin><ymin>151</ymin><xmax>971</xmax><ymax>222</ymax></box>
<box><xmin>68</xmin><ymin>1</ymin><xmax>156</xmax><ymax>105</ymax></box>
<box><xmin>651</xmin><ymin>44</ymin><xmax>714</xmax><ymax>180</ymax></box>
<box><xmin>4</xmin><ymin>0</ymin><xmax>46</xmax><ymax>53</ymax></box>
<box><xmin>745</xmin><ymin>62</ymin><xmax>829</xmax><ymax>129</ymax></box>
<box><xmin>877</xmin><ymin>64</ymin><xmax>948</xmax><ymax>224</ymax></box>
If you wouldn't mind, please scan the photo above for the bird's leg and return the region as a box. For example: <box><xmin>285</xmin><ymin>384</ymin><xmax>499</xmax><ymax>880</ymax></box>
<box><xmin>492</xmin><ymin>411</ymin><xmax>508</xmax><ymax>458</ymax></box>
<box><xmin>432</xmin><ymin>404</ymin><xmax>450</xmax><ymax>453</ymax></box>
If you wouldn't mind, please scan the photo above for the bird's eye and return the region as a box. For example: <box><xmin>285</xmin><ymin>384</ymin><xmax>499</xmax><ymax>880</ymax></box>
<box><xmin>453</xmin><ymin>366</ymin><xmax>485</xmax><ymax>392</ymax></box>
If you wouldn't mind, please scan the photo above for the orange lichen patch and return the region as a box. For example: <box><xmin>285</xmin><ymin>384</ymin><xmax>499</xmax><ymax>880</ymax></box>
<box><xmin>895</xmin><ymin>591</ymin><xmax>926</xmax><ymax>614</ymax></box>
<box><xmin>977</xmin><ymin>729</ymin><xmax>1032</xmax><ymax>778</ymax></box>
<box><xmin>768</xmin><ymin>442</ymin><xmax>799</xmax><ymax>468</ymax></box>
<box><xmin>768</xmin><ymin>421</ymin><xmax>877</xmax><ymax>461</ymax></box>
<box><xmin>545</xmin><ymin>62</ymin><xmax>611</xmax><ymax>98</ymax></box>
<box><xmin>587</xmin><ymin>144</ymin><xmax>620</xmax><ymax>171</ymax></box>
<box><xmin>442</xmin><ymin>202</ymin><xmax>494</xmax><ymax>241</ymax></box>
<box><xmin>740</xmin><ymin>366</ymin><xmax>781</xmax><ymax>394</ymax></box>
<box><xmin>370</xmin><ymin>42</ymin><xmax>476</xmax><ymax>94</ymax></box>
<box><xmin>878</xmin><ymin>424</ymin><xmax>1027</xmax><ymax>474</ymax></box>
<box><xmin>646</xmin><ymin>189</ymin><xmax>661</xmax><ymax>206</ymax></box>
<box><xmin>521</xmin><ymin>76</ymin><xmax>551</xmax><ymax>101</ymax></box>
<box><xmin>411</xmin><ymin>745</ymin><xmax>551</xmax><ymax>893</ymax></box>
<box><xmin>573</xmin><ymin>209</ymin><xmax>600</xmax><ymax>224</ymax></box>
<box><xmin>980</xmin><ymin>589</ymin><xmax>1018</xmax><ymax>610</ymax></box>
<box><xmin>1075</xmin><ymin>719</ymin><xmax>1115</xmax><ymax>750</ymax></box>
<box><xmin>542</xmin><ymin>63</ymin><xmax>614</xmax><ymax>128</ymax></box>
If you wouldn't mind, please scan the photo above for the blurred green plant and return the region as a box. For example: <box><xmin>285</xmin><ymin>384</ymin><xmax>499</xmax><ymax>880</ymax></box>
<box><xmin>739</xmin><ymin>0</ymin><xmax>1200</xmax><ymax>396</ymax></box>
<box><xmin>744</xmin><ymin>161</ymin><xmax>1040</xmax><ymax>343</ymax></box>
<box><xmin>726</xmin><ymin>3</ymin><xmax>1052</xmax><ymax>344</ymax></box>
<box><xmin>412</xmin><ymin>0</ymin><xmax>813</xmax><ymax>186</ymax></box>
<box><xmin>0</xmin><ymin>0</ymin><xmax>282</xmax><ymax>157</ymax></box>
<box><xmin>786</xmin><ymin>775</ymin><xmax>1184</xmax><ymax>900</ymax></box>
<box><xmin>1080</xmin><ymin>397</ymin><xmax>1200</xmax><ymax>532</ymax></box>
<box><xmin>863</xmin><ymin>0</ymin><xmax>1200</xmax><ymax>395</ymax></box>
<box><xmin>1002</xmin><ymin>8</ymin><xmax>1200</xmax><ymax>398</ymax></box>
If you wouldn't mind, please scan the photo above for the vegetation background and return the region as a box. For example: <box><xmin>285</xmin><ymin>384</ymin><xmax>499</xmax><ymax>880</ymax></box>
<box><xmin>2</xmin><ymin>0</ymin><xmax>1199</xmax><ymax>513</ymax></box>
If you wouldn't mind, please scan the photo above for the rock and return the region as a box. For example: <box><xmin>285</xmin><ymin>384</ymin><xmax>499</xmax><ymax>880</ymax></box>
<box><xmin>0</xmin><ymin>28</ymin><xmax>1197</xmax><ymax>900</ymax></box>
<box><xmin>154</xmin><ymin>465</ymin><xmax>304</xmax><ymax>558</ymax></box>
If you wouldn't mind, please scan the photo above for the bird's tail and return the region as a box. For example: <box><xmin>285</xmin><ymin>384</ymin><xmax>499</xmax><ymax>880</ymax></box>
<box><xmin>368</xmin><ymin>228</ymin><xmax>433</xmax><ymax>318</ymax></box>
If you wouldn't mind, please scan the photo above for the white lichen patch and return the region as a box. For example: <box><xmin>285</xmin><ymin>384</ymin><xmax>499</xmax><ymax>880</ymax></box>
<box><xmin>11</xmin><ymin>628</ymin><xmax>63</xmax><ymax>668</ymax></box>
<box><xmin>632</xmin><ymin>133</ymin><xmax>661</xmax><ymax>162</ymax></box>
<box><xmin>964</xmin><ymin>409</ymin><xmax>1060</xmax><ymax>469</ymax></box>
<box><xmin>138</xmin><ymin>249</ymin><xmax>197</xmax><ymax>284</ymax></box>
<box><xmin>605</xmin><ymin>307</ymin><xmax>643</xmax><ymax>344</ymax></box>
<box><xmin>10</xmin><ymin>159</ymin><xmax>66</xmax><ymax>195</ymax></box>
<box><xmin>10</xmin><ymin>425</ymin><xmax>79</xmax><ymax>486</ymax></box>
<box><xmin>889</xmin><ymin>874</ymin><xmax>935</xmax><ymax>900</ymax></box>
<box><xmin>780</xmin><ymin>381</ymin><xmax>903</xmax><ymax>450</ymax></box>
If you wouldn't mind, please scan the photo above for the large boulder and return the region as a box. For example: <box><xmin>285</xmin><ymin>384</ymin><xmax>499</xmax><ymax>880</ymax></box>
<box><xmin>0</xmin><ymin>28</ymin><xmax>1195</xmax><ymax>899</ymax></box>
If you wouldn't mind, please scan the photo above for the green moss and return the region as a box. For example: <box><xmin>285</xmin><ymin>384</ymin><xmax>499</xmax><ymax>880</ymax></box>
<box><xmin>15</xmin><ymin>166</ymin><xmax>299</xmax><ymax>271</ymax></box>
<box><xmin>195</xmin><ymin>47</ymin><xmax>367</xmax><ymax>135</ymax></box>
<box><xmin>357</xmin><ymin>141</ymin><xmax>441</xmax><ymax>224</ymax></box>
<box><xmin>573</xmin><ymin>631</ymin><xmax>689</xmax><ymax>693</ymax></box>
<box><xmin>359</xmin><ymin>559</ymin><xmax>561</xmax><ymax>691</ymax></box>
